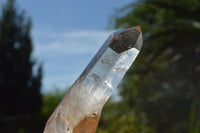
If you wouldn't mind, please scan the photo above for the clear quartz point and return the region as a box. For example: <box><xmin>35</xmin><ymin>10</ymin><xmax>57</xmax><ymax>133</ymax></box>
<box><xmin>43</xmin><ymin>26</ymin><xmax>143</xmax><ymax>133</ymax></box>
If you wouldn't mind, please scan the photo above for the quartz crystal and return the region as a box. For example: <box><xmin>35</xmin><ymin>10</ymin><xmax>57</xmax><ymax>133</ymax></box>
<box><xmin>43</xmin><ymin>26</ymin><xmax>143</xmax><ymax>133</ymax></box>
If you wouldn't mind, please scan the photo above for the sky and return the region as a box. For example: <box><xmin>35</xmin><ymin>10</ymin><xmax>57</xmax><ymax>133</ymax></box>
<box><xmin>0</xmin><ymin>0</ymin><xmax>134</xmax><ymax>93</ymax></box>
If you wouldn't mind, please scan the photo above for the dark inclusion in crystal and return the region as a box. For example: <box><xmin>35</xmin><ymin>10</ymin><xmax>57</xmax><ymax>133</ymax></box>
<box><xmin>109</xmin><ymin>28</ymin><xmax>141</xmax><ymax>53</ymax></box>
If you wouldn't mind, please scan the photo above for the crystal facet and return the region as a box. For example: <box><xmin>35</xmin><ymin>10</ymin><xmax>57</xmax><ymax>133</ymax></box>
<box><xmin>43</xmin><ymin>26</ymin><xmax>143</xmax><ymax>133</ymax></box>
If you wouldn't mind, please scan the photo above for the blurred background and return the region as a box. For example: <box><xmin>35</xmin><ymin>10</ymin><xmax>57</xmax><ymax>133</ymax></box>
<box><xmin>0</xmin><ymin>0</ymin><xmax>199</xmax><ymax>132</ymax></box>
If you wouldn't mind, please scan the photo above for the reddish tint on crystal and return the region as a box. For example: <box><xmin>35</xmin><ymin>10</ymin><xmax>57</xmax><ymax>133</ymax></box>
<box><xmin>43</xmin><ymin>26</ymin><xmax>143</xmax><ymax>133</ymax></box>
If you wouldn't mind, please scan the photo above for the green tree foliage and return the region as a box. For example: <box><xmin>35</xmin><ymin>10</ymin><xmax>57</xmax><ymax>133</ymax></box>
<box><xmin>0</xmin><ymin>0</ymin><xmax>43</xmax><ymax>132</ymax></box>
<box><xmin>41</xmin><ymin>89</ymin><xmax>66</xmax><ymax>119</ymax></box>
<box><xmin>0</xmin><ymin>0</ymin><xmax>42</xmax><ymax>116</ymax></box>
<box><xmin>98</xmin><ymin>0</ymin><xmax>200</xmax><ymax>133</ymax></box>
<box><xmin>97</xmin><ymin>100</ymin><xmax>153</xmax><ymax>133</ymax></box>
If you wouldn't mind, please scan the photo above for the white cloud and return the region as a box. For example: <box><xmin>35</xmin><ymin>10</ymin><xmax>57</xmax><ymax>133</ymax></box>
<box><xmin>32</xmin><ymin>29</ymin><xmax>114</xmax><ymax>92</ymax></box>
<box><xmin>32</xmin><ymin>29</ymin><xmax>112</xmax><ymax>57</ymax></box>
